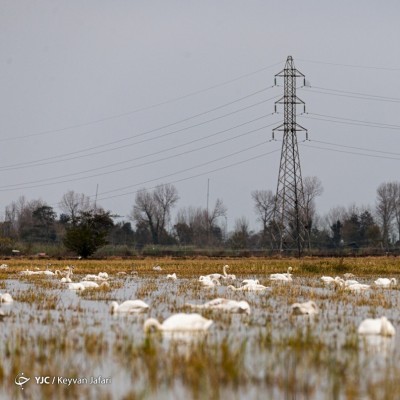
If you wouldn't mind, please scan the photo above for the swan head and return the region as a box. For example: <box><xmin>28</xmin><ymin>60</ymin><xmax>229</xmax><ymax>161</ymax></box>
<box><xmin>334</xmin><ymin>277</ymin><xmax>345</xmax><ymax>287</ymax></box>
<box><xmin>308</xmin><ymin>301</ymin><xmax>319</xmax><ymax>312</ymax></box>
<box><xmin>381</xmin><ymin>317</ymin><xmax>396</xmax><ymax>336</ymax></box>
<box><xmin>110</xmin><ymin>301</ymin><xmax>119</xmax><ymax>314</ymax></box>
<box><xmin>144</xmin><ymin>318</ymin><xmax>162</xmax><ymax>333</ymax></box>
<box><xmin>0</xmin><ymin>293</ymin><xmax>13</xmax><ymax>303</ymax></box>
<box><xmin>288</xmin><ymin>267</ymin><xmax>293</xmax><ymax>273</ymax></box>
<box><xmin>238</xmin><ymin>301</ymin><xmax>251</xmax><ymax>315</ymax></box>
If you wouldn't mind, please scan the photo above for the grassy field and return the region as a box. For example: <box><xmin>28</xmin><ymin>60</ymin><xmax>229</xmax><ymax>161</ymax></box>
<box><xmin>1</xmin><ymin>256</ymin><xmax>400</xmax><ymax>399</ymax></box>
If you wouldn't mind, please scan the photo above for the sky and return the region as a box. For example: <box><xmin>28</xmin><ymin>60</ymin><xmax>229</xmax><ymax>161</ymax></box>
<box><xmin>1</xmin><ymin>1</ymin><xmax>400</xmax><ymax>232</ymax></box>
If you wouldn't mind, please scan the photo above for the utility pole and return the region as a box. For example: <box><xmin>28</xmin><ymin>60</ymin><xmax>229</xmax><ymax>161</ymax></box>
<box><xmin>206</xmin><ymin>178</ymin><xmax>210</xmax><ymax>244</ymax></box>
<box><xmin>272</xmin><ymin>56</ymin><xmax>308</xmax><ymax>256</ymax></box>
<box><xmin>94</xmin><ymin>184</ymin><xmax>99</xmax><ymax>212</ymax></box>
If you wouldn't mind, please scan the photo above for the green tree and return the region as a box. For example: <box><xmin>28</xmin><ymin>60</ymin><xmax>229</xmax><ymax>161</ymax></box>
<box><xmin>330</xmin><ymin>220</ymin><xmax>342</xmax><ymax>248</ymax></box>
<box><xmin>20</xmin><ymin>204</ymin><xmax>57</xmax><ymax>243</ymax></box>
<box><xmin>63</xmin><ymin>209</ymin><xmax>114</xmax><ymax>258</ymax></box>
<box><xmin>109</xmin><ymin>221</ymin><xmax>135</xmax><ymax>245</ymax></box>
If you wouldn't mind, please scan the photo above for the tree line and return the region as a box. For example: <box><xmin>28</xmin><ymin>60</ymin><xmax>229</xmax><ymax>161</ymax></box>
<box><xmin>0</xmin><ymin>180</ymin><xmax>399</xmax><ymax>258</ymax></box>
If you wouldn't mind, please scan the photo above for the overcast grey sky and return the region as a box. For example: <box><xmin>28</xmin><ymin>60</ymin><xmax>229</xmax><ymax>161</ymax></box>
<box><xmin>1</xmin><ymin>1</ymin><xmax>400</xmax><ymax>231</ymax></box>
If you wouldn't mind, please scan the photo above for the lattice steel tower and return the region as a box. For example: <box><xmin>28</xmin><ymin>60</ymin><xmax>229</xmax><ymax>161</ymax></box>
<box><xmin>272</xmin><ymin>56</ymin><xmax>308</xmax><ymax>255</ymax></box>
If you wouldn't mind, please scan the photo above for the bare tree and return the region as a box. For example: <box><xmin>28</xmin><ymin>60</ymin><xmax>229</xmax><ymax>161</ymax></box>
<box><xmin>323</xmin><ymin>206</ymin><xmax>347</xmax><ymax>231</ymax></box>
<box><xmin>207</xmin><ymin>198</ymin><xmax>227</xmax><ymax>231</ymax></box>
<box><xmin>303</xmin><ymin>176</ymin><xmax>323</xmax><ymax>226</ymax></box>
<box><xmin>391</xmin><ymin>182</ymin><xmax>400</xmax><ymax>242</ymax></box>
<box><xmin>174</xmin><ymin>199</ymin><xmax>227</xmax><ymax>246</ymax></box>
<box><xmin>59</xmin><ymin>190</ymin><xmax>93</xmax><ymax>223</ymax></box>
<box><xmin>230</xmin><ymin>216</ymin><xmax>250</xmax><ymax>249</ymax></box>
<box><xmin>302</xmin><ymin>176</ymin><xmax>324</xmax><ymax>248</ymax></box>
<box><xmin>131</xmin><ymin>184</ymin><xmax>179</xmax><ymax>245</ymax></box>
<box><xmin>376</xmin><ymin>182</ymin><xmax>396</xmax><ymax>248</ymax></box>
<box><xmin>4</xmin><ymin>196</ymin><xmax>48</xmax><ymax>240</ymax></box>
<box><xmin>251</xmin><ymin>190</ymin><xmax>275</xmax><ymax>234</ymax></box>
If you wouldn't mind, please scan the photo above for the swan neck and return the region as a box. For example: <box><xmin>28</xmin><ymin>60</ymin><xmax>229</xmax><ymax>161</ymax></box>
<box><xmin>144</xmin><ymin>318</ymin><xmax>162</xmax><ymax>332</ymax></box>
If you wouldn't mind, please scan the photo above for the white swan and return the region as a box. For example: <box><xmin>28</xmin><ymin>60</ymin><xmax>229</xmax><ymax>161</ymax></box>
<box><xmin>270</xmin><ymin>267</ymin><xmax>293</xmax><ymax>282</ymax></box>
<box><xmin>20</xmin><ymin>270</ymin><xmax>39</xmax><ymax>276</ymax></box>
<box><xmin>291</xmin><ymin>300</ymin><xmax>319</xmax><ymax>315</ymax></box>
<box><xmin>320</xmin><ymin>276</ymin><xmax>338</xmax><ymax>284</ymax></box>
<box><xmin>186</xmin><ymin>298</ymin><xmax>251</xmax><ymax>314</ymax></box>
<box><xmin>242</xmin><ymin>279</ymin><xmax>260</xmax><ymax>285</ymax></box>
<box><xmin>0</xmin><ymin>293</ymin><xmax>13</xmax><ymax>303</ymax></box>
<box><xmin>167</xmin><ymin>273</ymin><xmax>177</xmax><ymax>280</ymax></box>
<box><xmin>144</xmin><ymin>313</ymin><xmax>213</xmax><ymax>333</ymax></box>
<box><xmin>152</xmin><ymin>265</ymin><xmax>162</xmax><ymax>271</ymax></box>
<box><xmin>199</xmin><ymin>276</ymin><xmax>221</xmax><ymax>287</ymax></box>
<box><xmin>60</xmin><ymin>269</ymin><xmax>73</xmax><ymax>283</ymax></box>
<box><xmin>79</xmin><ymin>281</ymin><xmax>110</xmax><ymax>289</ymax></box>
<box><xmin>0</xmin><ymin>264</ymin><xmax>8</xmax><ymax>269</ymax></box>
<box><xmin>344</xmin><ymin>279</ymin><xmax>360</xmax><ymax>286</ymax></box>
<box><xmin>82</xmin><ymin>273</ymin><xmax>108</xmax><ymax>281</ymax></box>
<box><xmin>203</xmin><ymin>265</ymin><xmax>232</xmax><ymax>281</ymax></box>
<box><xmin>110</xmin><ymin>300</ymin><xmax>149</xmax><ymax>314</ymax></box>
<box><xmin>374</xmin><ymin>278</ymin><xmax>397</xmax><ymax>287</ymax></box>
<box><xmin>203</xmin><ymin>272</ymin><xmax>224</xmax><ymax>281</ymax></box>
<box><xmin>67</xmin><ymin>282</ymin><xmax>86</xmax><ymax>291</ymax></box>
<box><xmin>42</xmin><ymin>270</ymin><xmax>55</xmax><ymax>276</ymax></box>
<box><xmin>345</xmin><ymin>283</ymin><xmax>370</xmax><ymax>292</ymax></box>
<box><xmin>222</xmin><ymin>265</ymin><xmax>236</xmax><ymax>280</ymax></box>
<box><xmin>21</xmin><ymin>269</ymin><xmax>54</xmax><ymax>276</ymax></box>
<box><xmin>228</xmin><ymin>283</ymin><xmax>269</xmax><ymax>292</ymax></box>
<box><xmin>56</xmin><ymin>266</ymin><xmax>74</xmax><ymax>277</ymax></box>
<box><xmin>358</xmin><ymin>317</ymin><xmax>395</xmax><ymax>336</ymax></box>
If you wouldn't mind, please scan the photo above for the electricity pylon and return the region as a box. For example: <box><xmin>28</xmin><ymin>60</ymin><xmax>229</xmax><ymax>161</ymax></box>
<box><xmin>272</xmin><ymin>56</ymin><xmax>308</xmax><ymax>256</ymax></box>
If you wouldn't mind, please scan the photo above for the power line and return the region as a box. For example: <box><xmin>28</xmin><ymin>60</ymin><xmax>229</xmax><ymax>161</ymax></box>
<box><xmin>0</xmin><ymin>120</ymin><xmax>279</xmax><ymax>189</ymax></box>
<box><xmin>1</xmin><ymin>61</ymin><xmax>283</xmax><ymax>143</ymax></box>
<box><xmin>0</xmin><ymin>92</ymin><xmax>279</xmax><ymax>171</ymax></box>
<box><xmin>300</xmin><ymin>113</ymin><xmax>400</xmax><ymax>131</ymax></box>
<box><xmin>0</xmin><ymin>113</ymin><xmax>276</xmax><ymax>172</ymax></box>
<box><xmin>297</xmin><ymin>58</ymin><xmax>400</xmax><ymax>72</ymax></box>
<box><xmin>310</xmin><ymin>139</ymin><xmax>400</xmax><ymax>157</ymax></box>
<box><xmin>300</xmin><ymin>142</ymin><xmax>400</xmax><ymax>162</ymax></box>
<box><xmin>300</xmin><ymin>85</ymin><xmax>400</xmax><ymax>102</ymax></box>
<box><xmin>94</xmin><ymin>147</ymin><xmax>282</xmax><ymax>204</ymax></box>
<box><xmin>301</xmin><ymin>87</ymin><xmax>400</xmax><ymax>104</ymax></box>
<box><xmin>0</xmin><ymin>137</ymin><xmax>279</xmax><ymax>192</ymax></box>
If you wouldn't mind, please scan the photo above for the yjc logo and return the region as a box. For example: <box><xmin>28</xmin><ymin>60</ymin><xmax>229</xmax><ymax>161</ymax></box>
<box><xmin>35</xmin><ymin>376</ymin><xmax>51</xmax><ymax>384</ymax></box>
<box><xmin>15</xmin><ymin>373</ymin><xmax>30</xmax><ymax>390</ymax></box>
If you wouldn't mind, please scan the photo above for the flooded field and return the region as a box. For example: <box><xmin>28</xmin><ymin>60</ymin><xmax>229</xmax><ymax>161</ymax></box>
<box><xmin>1</xmin><ymin>257</ymin><xmax>400</xmax><ymax>399</ymax></box>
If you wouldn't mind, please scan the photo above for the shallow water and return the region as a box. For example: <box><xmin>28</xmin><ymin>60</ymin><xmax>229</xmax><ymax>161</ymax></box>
<box><xmin>1</xmin><ymin>271</ymin><xmax>400</xmax><ymax>399</ymax></box>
